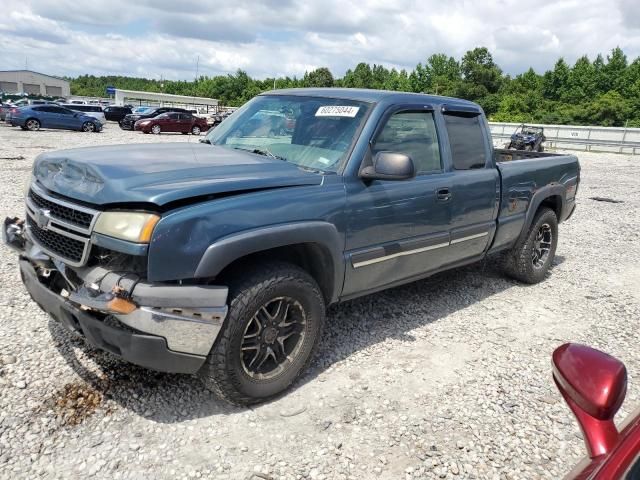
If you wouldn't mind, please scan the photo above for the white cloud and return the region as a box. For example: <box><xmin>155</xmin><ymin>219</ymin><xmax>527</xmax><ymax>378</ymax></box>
<box><xmin>1</xmin><ymin>0</ymin><xmax>639</xmax><ymax>80</ymax></box>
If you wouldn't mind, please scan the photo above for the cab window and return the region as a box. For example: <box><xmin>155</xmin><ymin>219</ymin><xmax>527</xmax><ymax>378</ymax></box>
<box><xmin>372</xmin><ymin>111</ymin><xmax>441</xmax><ymax>174</ymax></box>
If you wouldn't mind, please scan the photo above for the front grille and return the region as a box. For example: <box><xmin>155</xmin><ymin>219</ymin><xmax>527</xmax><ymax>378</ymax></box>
<box><xmin>29</xmin><ymin>189</ymin><xmax>93</xmax><ymax>229</ymax></box>
<box><xmin>27</xmin><ymin>215</ymin><xmax>86</xmax><ymax>263</ymax></box>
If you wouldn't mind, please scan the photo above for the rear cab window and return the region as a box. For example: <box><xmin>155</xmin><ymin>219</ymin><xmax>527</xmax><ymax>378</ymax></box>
<box><xmin>443</xmin><ymin>111</ymin><xmax>488</xmax><ymax>170</ymax></box>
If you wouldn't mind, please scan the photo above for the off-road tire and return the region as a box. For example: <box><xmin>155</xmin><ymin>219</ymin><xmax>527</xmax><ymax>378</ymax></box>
<box><xmin>198</xmin><ymin>262</ymin><xmax>325</xmax><ymax>406</ymax></box>
<box><xmin>502</xmin><ymin>207</ymin><xmax>558</xmax><ymax>284</ymax></box>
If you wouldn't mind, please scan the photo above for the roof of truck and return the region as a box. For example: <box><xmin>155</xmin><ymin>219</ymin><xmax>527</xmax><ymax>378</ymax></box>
<box><xmin>263</xmin><ymin>87</ymin><xmax>481</xmax><ymax>109</ymax></box>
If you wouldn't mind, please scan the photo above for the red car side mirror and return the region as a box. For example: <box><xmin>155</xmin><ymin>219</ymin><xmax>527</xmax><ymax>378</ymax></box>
<box><xmin>552</xmin><ymin>343</ymin><xmax>627</xmax><ymax>458</ymax></box>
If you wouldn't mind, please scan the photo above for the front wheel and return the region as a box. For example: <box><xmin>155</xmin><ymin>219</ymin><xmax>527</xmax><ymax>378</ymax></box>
<box><xmin>198</xmin><ymin>262</ymin><xmax>325</xmax><ymax>406</ymax></box>
<box><xmin>81</xmin><ymin>121</ymin><xmax>96</xmax><ymax>132</ymax></box>
<box><xmin>191</xmin><ymin>125</ymin><xmax>201</xmax><ymax>135</ymax></box>
<box><xmin>502</xmin><ymin>207</ymin><xmax>558</xmax><ymax>284</ymax></box>
<box><xmin>151</xmin><ymin>124</ymin><xmax>161</xmax><ymax>134</ymax></box>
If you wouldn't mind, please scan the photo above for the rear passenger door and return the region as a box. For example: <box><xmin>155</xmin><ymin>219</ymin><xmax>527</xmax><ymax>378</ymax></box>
<box><xmin>441</xmin><ymin>107</ymin><xmax>499</xmax><ymax>262</ymax></box>
<box><xmin>343</xmin><ymin>106</ymin><xmax>452</xmax><ymax>296</ymax></box>
<box><xmin>32</xmin><ymin>106</ymin><xmax>55</xmax><ymax>127</ymax></box>
<box><xmin>177</xmin><ymin>113</ymin><xmax>193</xmax><ymax>132</ymax></box>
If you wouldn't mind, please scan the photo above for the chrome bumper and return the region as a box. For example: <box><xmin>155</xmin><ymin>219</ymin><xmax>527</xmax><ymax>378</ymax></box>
<box><xmin>114</xmin><ymin>305</ymin><xmax>226</xmax><ymax>356</ymax></box>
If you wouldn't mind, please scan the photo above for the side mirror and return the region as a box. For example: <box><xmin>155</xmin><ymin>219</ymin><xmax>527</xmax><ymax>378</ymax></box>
<box><xmin>360</xmin><ymin>152</ymin><xmax>415</xmax><ymax>181</ymax></box>
<box><xmin>552</xmin><ymin>343</ymin><xmax>627</xmax><ymax>457</ymax></box>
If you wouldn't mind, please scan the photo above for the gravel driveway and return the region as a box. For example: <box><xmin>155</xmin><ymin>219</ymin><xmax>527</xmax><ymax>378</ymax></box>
<box><xmin>0</xmin><ymin>122</ymin><xmax>638</xmax><ymax>480</ymax></box>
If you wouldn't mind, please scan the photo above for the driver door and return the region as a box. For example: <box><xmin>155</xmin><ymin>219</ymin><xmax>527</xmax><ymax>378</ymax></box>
<box><xmin>343</xmin><ymin>107</ymin><xmax>452</xmax><ymax>297</ymax></box>
<box><xmin>53</xmin><ymin>107</ymin><xmax>78</xmax><ymax>129</ymax></box>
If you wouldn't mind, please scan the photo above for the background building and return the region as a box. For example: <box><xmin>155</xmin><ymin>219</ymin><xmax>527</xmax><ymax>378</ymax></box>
<box><xmin>114</xmin><ymin>89</ymin><xmax>219</xmax><ymax>111</ymax></box>
<box><xmin>0</xmin><ymin>70</ymin><xmax>70</xmax><ymax>97</ymax></box>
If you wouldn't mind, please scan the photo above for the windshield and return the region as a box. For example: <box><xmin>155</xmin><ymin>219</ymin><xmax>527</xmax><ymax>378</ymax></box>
<box><xmin>132</xmin><ymin>107</ymin><xmax>151</xmax><ymax>114</ymax></box>
<box><xmin>205</xmin><ymin>95</ymin><xmax>371</xmax><ymax>172</ymax></box>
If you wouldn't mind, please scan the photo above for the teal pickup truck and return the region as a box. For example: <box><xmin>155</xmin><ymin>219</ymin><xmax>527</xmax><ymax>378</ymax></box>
<box><xmin>3</xmin><ymin>88</ymin><xmax>579</xmax><ymax>405</ymax></box>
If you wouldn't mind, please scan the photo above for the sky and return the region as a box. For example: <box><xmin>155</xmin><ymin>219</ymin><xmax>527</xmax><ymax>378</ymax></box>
<box><xmin>1</xmin><ymin>0</ymin><xmax>640</xmax><ymax>81</ymax></box>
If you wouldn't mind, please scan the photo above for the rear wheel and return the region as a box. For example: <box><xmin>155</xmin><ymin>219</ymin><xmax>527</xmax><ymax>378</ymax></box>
<box><xmin>191</xmin><ymin>125</ymin><xmax>201</xmax><ymax>135</ymax></box>
<box><xmin>151</xmin><ymin>124</ymin><xmax>161</xmax><ymax>135</ymax></box>
<box><xmin>25</xmin><ymin>119</ymin><xmax>40</xmax><ymax>131</ymax></box>
<box><xmin>198</xmin><ymin>262</ymin><xmax>325</xmax><ymax>406</ymax></box>
<box><xmin>502</xmin><ymin>207</ymin><xmax>558</xmax><ymax>284</ymax></box>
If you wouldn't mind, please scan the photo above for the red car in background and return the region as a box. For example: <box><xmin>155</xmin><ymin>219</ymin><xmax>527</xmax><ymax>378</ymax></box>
<box><xmin>134</xmin><ymin>112</ymin><xmax>209</xmax><ymax>135</ymax></box>
<box><xmin>553</xmin><ymin>343</ymin><xmax>640</xmax><ymax>479</ymax></box>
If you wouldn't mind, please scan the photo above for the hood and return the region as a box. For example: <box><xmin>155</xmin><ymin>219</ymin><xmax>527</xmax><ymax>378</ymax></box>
<box><xmin>33</xmin><ymin>143</ymin><xmax>323</xmax><ymax>207</ymax></box>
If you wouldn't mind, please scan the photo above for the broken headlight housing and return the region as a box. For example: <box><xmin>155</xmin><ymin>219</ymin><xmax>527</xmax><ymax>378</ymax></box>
<box><xmin>94</xmin><ymin>212</ymin><xmax>160</xmax><ymax>243</ymax></box>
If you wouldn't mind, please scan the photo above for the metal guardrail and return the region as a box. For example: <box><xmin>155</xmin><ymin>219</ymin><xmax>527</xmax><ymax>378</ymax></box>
<box><xmin>489</xmin><ymin>122</ymin><xmax>640</xmax><ymax>155</ymax></box>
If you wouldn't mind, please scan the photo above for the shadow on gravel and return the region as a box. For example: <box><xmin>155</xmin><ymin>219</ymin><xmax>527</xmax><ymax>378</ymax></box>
<box><xmin>47</xmin><ymin>257</ymin><xmax>563</xmax><ymax>422</ymax></box>
<box><xmin>48</xmin><ymin>320</ymin><xmax>243</xmax><ymax>423</ymax></box>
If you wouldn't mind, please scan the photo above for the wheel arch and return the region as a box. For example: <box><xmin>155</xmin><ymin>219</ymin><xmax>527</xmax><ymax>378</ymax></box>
<box><xmin>24</xmin><ymin>117</ymin><xmax>40</xmax><ymax>128</ymax></box>
<box><xmin>194</xmin><ymin>222</ymin><xmax>344</xmax><ymax>304</ymax></box>
<box><xmin>516</xmin><ymin>186</ymin><xmax>565</xmax><ymax>245</ymax></box>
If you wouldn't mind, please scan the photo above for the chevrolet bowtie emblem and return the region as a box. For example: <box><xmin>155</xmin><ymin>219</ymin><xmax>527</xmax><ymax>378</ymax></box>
<box><xmin>34</xmin><ymin>208</ymin><xmax>51</xmax><ymax>229</ymax></box>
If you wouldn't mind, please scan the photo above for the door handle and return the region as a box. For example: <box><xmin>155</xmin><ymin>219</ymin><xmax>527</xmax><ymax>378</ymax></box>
<box><xmin>436</xmin><ymin>187</ymin><xmax>452</xmax><ymax>201</ymax></box>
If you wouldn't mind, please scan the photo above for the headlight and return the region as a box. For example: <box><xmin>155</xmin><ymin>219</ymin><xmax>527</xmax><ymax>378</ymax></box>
<box><xmin>94</xmin><ymin>212</ymin><xmax>160</xmax><ymax>243</ymax></box>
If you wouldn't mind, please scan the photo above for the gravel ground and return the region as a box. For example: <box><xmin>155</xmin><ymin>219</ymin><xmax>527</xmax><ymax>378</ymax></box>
<box><xmin>0</xmin><ymin>122</ymin><xmax>639</xmax><ymax>480</ymax></box>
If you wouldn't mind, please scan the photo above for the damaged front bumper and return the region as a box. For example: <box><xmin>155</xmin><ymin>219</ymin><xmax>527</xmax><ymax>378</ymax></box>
<box><xmin>3</xmin><ymin>216</ymin><xmax>228</xmax><ymax>374</ymax></box>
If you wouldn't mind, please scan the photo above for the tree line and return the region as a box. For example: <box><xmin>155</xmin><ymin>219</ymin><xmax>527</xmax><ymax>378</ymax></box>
<box><xmin>69</xmin><ymin>47</ymin><xmax>640</xmax><ymax>127</ymax></box>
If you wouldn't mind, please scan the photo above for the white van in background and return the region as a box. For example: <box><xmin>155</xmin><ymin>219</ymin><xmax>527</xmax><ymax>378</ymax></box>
<box><xmin>60</xmin><ymin>104</ymin><xmax>106</xmax><ymax>123</ymax></box>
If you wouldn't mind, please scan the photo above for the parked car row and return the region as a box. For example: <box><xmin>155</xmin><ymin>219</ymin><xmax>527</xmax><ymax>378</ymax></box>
<box><xmin>2</xmin><ymin>101</ymin><xmax>232</xmax><ymax>135</ymax></box>
<box><xmin>119</xmin><ymin>106</ymin><xmax>210</xmax><ymax>135</ymax></box>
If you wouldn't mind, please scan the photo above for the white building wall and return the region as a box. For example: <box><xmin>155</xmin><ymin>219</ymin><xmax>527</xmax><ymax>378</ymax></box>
<box><xmin>0</xmin><ymin>70</ymin><xmax>70</xmax><ymax>96</ymax></box>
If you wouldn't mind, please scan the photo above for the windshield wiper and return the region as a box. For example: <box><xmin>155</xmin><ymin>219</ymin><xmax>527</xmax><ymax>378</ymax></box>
<box><xmin>198</xmin><ymin>138</ymin><xmax>211</xmax><ymax>144</ymax></box>
<box><xmin>232</xmin><ymin>146</ymin><xmax>287</xmax><ymax>162</ymax></box>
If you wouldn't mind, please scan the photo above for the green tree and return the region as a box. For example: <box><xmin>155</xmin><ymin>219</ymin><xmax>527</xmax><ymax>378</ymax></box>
<box><xmin>541</xmin><ymin>58</ymin><xmax>570</xmax><ymax>100</ymax></box>
<box><xmin>563</xmin><ymin>56</ymin><xmax>596</xmax><ymax>103</ymax></box>
<box><xmin>604</xmin><ymin>47</ymin><xmax>628</xmax><ymax>93</ymax></box>
<box><xmin>342</xmin><ymin>63</ymin><xmax>374</xmax><ymax>88</ymax></box>
<box><xmin>302</xmin><ymin>68</ymin><xmax>334</xmax><ymax>88</ymax></box>
<box><xmin>460</xmin><ymin>47</ymin><xmax>502</xmax><ymax>96</ymax></box>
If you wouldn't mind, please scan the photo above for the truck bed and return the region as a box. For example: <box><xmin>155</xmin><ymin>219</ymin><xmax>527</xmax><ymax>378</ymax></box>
<box><xmin>494</xmin><ymin>148</ymin><xmax>564</xmax><ymax>162</ymax></box>
<box><xmin>490</xmin><ymin>149</ymin><xmax>580</xmax><ymax>253</ymax></box>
